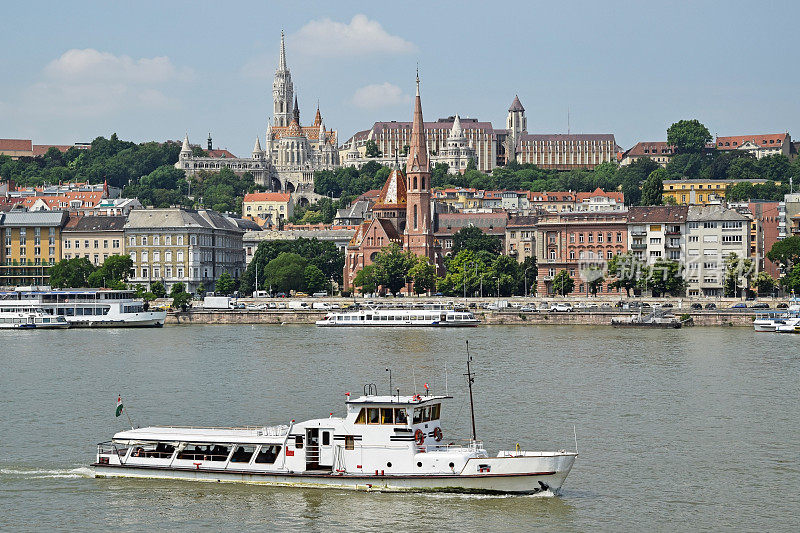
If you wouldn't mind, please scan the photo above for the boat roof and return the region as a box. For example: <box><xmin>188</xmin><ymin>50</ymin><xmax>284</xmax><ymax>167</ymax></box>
<box><xmin>346</xmin><ymin>394</ymin><xmax>450</xmax><ymax>405</ymax></box>
<box><xmin>112</xmin><ymin>425</ymin><xmax>290</xmax><ymax>444</ymax></box>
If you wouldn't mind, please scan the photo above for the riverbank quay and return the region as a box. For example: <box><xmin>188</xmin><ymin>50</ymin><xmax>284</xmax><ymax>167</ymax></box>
<box><xmin>167</xmin><ymin>308</ymin><xmax>755</xmax><ymax>327</ymax></box>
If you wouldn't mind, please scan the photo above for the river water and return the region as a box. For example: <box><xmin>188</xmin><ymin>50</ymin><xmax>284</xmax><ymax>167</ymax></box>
<box><xmin>0</xmin><ymin>325</ymin><xmax>797</xmax><ymax>531</ymax></box>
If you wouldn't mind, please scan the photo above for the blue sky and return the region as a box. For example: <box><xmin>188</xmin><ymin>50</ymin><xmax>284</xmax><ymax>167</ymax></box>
<box><xmin>1</xmin><ymin>1</ymin><xmax>798</xmax><ymax>154</ymax></box>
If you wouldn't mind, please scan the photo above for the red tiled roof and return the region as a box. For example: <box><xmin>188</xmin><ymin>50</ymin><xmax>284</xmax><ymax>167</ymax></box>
<box><xmin>627</xmin><ymin>206</ymin><xmax>688</xmax><ymax>223</ymax></box>
<box><xmin>716</xmin><ymin>134</ymin><xmax>788</xmax><ymax>149</ymax></box>
<box><xmin>527</xmin><ymin>191</ymin><xmax>576</xmax><ymax>202</ymax></box>
<box><xmin>374</xmin><ymin>168</ymin><xmax>407</xmax><ymax>208</ymax></box>
<box><xmin>0</xmin><ymin>139</ymin><xmax>33</xmax><ymax>152</ymax></box>
<box><xmin>20</xmin><ymin>192</ymin><xmax>104</xmax><ymax>209</ymax></box>
<box><xmin>624</xmin><ymin>141</ymin><xmax>675</xmax><ymax>157</ymax></box>
<box><xmin>243</xmin><ymin>192</ymin><xmax>291</xmax><ymax>203</ymax></box>
<box><xmin>32</xmin><ymin>145</ymin><xmax>74</xmax><ymax>157</ymax></box>
<box><xmin>206</xmin><ymin>149</ymin><xmax>237</xmax><ymax>158</ymax></box>
<box><xmin>576</xmin><ymin>188</ymin><xmax>624</xmax><ymax>202</ymax></box>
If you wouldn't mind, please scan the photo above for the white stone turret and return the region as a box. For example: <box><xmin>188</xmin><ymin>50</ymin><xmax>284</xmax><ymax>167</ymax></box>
<box><xmin>449</xmin><ymin>114</ymin><xmax>464</xmax><ymax>139</ymax></box>
<box><xmin>252</xmin><ymin>136</ymin><xmax>264</xmax><ymax>159</ymax></box>
<box><xmin>180</xmin><ymin>133</ymin><xmax>191</xmax><ymax>160</ymax></box>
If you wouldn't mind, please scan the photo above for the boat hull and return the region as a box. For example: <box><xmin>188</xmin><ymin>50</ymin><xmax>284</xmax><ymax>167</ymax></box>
<box><xmin>92</xmin><ymin>457</ymin><xmax>574</xmax><ymax>494</ymax></box>
<box><xmin>315</xmin><ymin>322</ymin><xmax>480</xmax><ymax>328</ymax></box>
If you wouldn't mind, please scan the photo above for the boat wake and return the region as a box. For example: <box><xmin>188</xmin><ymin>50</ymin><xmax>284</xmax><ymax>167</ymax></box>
<box><xmin>420</xmin><ymin>489</ymin><xmax>557</xmax><ymax>500</ymax></box>
<box><xmin>0</xmin><ymin>467</ymin><xmax>93</xmax><ymax>479</ymax></box>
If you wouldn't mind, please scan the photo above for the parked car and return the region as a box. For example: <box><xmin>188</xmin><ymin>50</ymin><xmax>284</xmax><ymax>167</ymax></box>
<box><xmin>777</xmin><ymin>302</ymin><xmax>789</xmax><ymax>309</ymax></box>
<box><xmin>549</xmin><ymin>303</ymin><xmax>573</xmax><ymax>312</ymax></box>
<box><xmin>704</xmin><ymin>303</ymin><xmax>716</xmax><ymax>309</ymax></box>
<box><xmin>276</xmin><ymin>292</ymin><xmax>287</xmax><ymax>298</ymax></box>
<box><xmin>691</xmin><ymin>303</ymin><xmax>703</xmax><ymax>310</ymax></box>
<box><xmin>731</xmin><ymin>303</ymin><xmax>747</xmax><ymax>309</ymax></box>
<box><xmin>520</xmin><ymin>306</ymin><xmax>538</xmax><ymax>312</ymax></box>
<box><xmin>751</xmin><ymin>302</ymin><xmax>769</xmax><ymax>309</ymax></box>
<box><xmin>312</xmin><ymin>292</ymin><xmax>328</xmax><ymax>298</ymax></box>
<box><xmin>662</xmin><ymin>303</ymin><xmax>673</xmax><ymax>308</ymax></box>
<box><xmin>600</xmin><ymin>303</ymin><xmax>612</xmax><ymax>309</ymax></box>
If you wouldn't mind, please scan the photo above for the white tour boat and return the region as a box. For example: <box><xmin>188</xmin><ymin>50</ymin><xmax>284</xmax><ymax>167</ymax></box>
<box><xmin>94</xmin><ymin>354</ymin><xmax>576</xmax><ymax>494</ymax></box>
<box><xmin>316</xmin><ymin>305</ymin><xmax>480</xmax><ymax>327</ymax></box>
<box><xmin>0</xmin><ymin>307</ymin><xmax>70</xmax><ymax>329</ymax></box>
<box><xmin>0</xmin><ymin>287</ymin><xmax>166</xmax><ymax>327</ymax></box>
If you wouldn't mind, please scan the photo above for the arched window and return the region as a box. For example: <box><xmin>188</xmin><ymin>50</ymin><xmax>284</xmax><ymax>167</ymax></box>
<box><xmin>414</xmin><ymin>205</ymin><xmax>418</xmax><ymax>230</ymax></box>
<box><xmin>421</xmin><ymin>177</ymin><xmax>425</xmax><ymax>189</ymax></box>
<box><xmin>413</xmin><ymin>177</ymin><xmax>418</xmax><ymax>190</ymax></box>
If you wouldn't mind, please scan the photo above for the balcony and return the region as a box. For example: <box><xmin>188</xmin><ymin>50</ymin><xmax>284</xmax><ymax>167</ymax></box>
<box><xmin>630</xmin><ymin>242</ymin><xmax>647</xmax><ymax>250</ymax></box>
<box><xmin>665</xmin><ymin>241</ymin><xmax>681</xmax><ymax>249</ymax></box>
<box><xmin>631</xmin><ymin>230</ymin><xmax>647</xmax><ymax>237</ymax></box>
<box><xmin>665</xmin><ymin>229</ymin><xmax>681</xmax><ymax>236</ymax></box>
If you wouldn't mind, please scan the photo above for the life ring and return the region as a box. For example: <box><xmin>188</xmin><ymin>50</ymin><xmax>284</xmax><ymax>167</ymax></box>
<box><xmin>433</xmin><ymin>427</ymin><xmax>443</xmax><ymax>442</ymax></box>
<box><xmin>414</xmin><ymin>429</ymin><xmax>425</xmax><ymax>445</ymax></box>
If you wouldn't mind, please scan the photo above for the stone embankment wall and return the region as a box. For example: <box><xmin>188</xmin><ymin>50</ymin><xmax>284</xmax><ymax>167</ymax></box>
<box><xmin>168</xmin><ymin>309</ymin><xmax>755</xmax><ymax>327</ymax></box>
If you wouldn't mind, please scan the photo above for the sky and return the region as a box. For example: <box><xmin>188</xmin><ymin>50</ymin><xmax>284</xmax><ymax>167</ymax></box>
<box><xmin>1</xmin><ymin>1</ymin><xmax>798</xmax><ymax>155</ymax></box>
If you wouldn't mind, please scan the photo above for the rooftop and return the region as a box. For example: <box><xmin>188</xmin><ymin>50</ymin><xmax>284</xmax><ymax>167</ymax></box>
<box><xmin>627</xmin><ymin>206</ymin><xmax>688</xmax><ymax>223</ymax></box>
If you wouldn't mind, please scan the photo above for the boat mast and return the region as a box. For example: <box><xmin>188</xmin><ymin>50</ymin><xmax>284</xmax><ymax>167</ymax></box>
<box><xmin>465</xmin><ymin>340</ymin><xmax>477</xmax><ymax>442</ymax></box>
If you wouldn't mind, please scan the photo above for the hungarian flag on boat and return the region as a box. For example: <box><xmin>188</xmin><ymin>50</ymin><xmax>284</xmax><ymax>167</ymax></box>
<box><xmin>115</xmin><ymin>396</ymin><xmax>124</xmax><ymax>417</ymax></box>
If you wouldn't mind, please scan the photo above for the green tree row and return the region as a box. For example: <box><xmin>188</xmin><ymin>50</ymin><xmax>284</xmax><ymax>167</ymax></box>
<box><xmin>49</xmin><ymin>255</ymin><xmax>133</xmax><ymax>289</ymax></box>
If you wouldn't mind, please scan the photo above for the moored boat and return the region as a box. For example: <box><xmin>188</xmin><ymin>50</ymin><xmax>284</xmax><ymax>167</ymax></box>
<box><xmin>0</xmin><ymin>307</ymin><xmax>70</xmax><ymax>329</ymax></box>
<box><xmin>316</xmin><ymin>304</ymin><xmax>480</xmax><ymax>327</ymax></box>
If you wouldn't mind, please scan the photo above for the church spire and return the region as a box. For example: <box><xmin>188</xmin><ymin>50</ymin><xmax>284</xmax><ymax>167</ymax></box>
<box><xmin>406</xmin><ymin>69</ymin><xmax>429</xmax><ymax>173</ymax></box>
<box><xmin>181</xmin><ymin>133</ymin><xmax>190</xmax><ymax>153</ymax></box>
<box><xmin>293</xmin><ymin>95</ymin><xmax>300</xmax><ymax>124</ymax></box>
<box><xmin>279</xmin><ymin>30</ymin><xmax>287</xmax><ymax>71</ymax></box>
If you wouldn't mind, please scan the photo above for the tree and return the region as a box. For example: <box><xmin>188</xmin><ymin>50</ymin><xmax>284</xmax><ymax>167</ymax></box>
<box><xmin>552</xmin><ymin>270</ymin><xmax>574</xmax><ymax>296</ymax></box>
<box><xmin>170</xmin><ymin>281</ymin><xmax>191</xmax><ymax>310</ymax></box>
<box><xmin>754</xmin><ymin>271</ymin><xmax>776</xmax><ymax>296</ymax></box>
<box><xmin>372</xmin><ymin>243</ymin><xmax>415</xmax><ymax>295</ymax></box>
<box><xmin>767</xmin><ymin>236</ymin><xmax>800</xmax><ymax>270</ymax></box>
<box><xmin>438</xmin><ymin>249</ymin><xmax>487</xmax><ymax>297</ymax></box>
<box><xmin>642</xmin><ymin>259</ymin><xmax>685</xmax><ymax>297</ymax></box>
<box><xmin>640</xmin><ymin>168</ymin><xmax>665</xmax><ymax>206</ymax></box>
<box><xmin>303</xmin><ymin>264</ymin><xmax>328</xmax><ymax>294</ymax></box>
<box><xmin>781</xmin><ymin>264</ymin><xmax>800</xmax><ymax>294</ymax></box>
<box><xmin>151</xmin><ymin>280</ymin><xmax>167</xmax><ymax>299</ymax></box>
<box><xmin>196</xmin><ymin>282</ymin><xmax>206</xmax><ymax>297</ymax></box>
<box><xmin>87</xmin><ymin>254</ymin><xmax>133</xmax><ymax>288</ymax></box>
<box><xmin>408</xmin><ymin>257</ymin><xmax>437</xmax><ymax>295</ymax></box>
<box><xmin>584</xmin><ymin>266</ymin><xmax>605</xmax><ymax>296</ymax></box>
<box><xmin>723</xmin><ymin>252</ymin><xmax>753</xmax><ymax>298</ymax></box>
<box><xmin>215</xmin><ymin>271</ymin><xmax>236</xmax><ymax>296</ymax></box>
<box><xmin>618</xmin><ymin>157</ymin><xmax>658</xmax><ymax>205</ymax></box>
<box><xmin>667</xmin><ymin>119</ymin><xmax>712</xmax><ymax>154</ymax></box>
<box><xmin>48</xmin><ymin>257</ymin><xmax>95</xmax><ymax>288</ymax></box>
<box><xmin>607</xmin><ymin>252</ymin><xmax>644</xmax><ymax>296</ymax></box>
<box><xmin>365</xmin><ymin>140</ymin><xmax>382</xmax><ymax>158</ymax></box>
<box><xmin>451</xmin><ymin>226</ymin><xmax>502</xmax><ymax>255</ymax></box>
<box><xmin>353</xmin><ymin>265</ymin><xmax>377</xmax><ymax>295</ymax></box>
<box><xmin>263</xmin><ymin>252</ymin><xmax>308</xmax><ymax>294</ymax></box>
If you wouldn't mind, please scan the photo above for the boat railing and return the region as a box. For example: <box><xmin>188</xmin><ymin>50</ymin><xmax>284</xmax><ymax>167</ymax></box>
<box><xmin>147</xmin><ymin>424</ymin><xmax>289</xmax><ymax>434</ymax></box>
<box><xmin>419</xmin><ymin>440</ymin><xmax>485</xmax><ymax>453</ymax></box>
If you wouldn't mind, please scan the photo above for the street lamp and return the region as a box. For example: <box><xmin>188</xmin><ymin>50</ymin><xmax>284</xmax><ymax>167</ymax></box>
<box><xmin>524</xmin><ymin>266</ymin><xmax>533</xmax><ymax>298</ymax></box>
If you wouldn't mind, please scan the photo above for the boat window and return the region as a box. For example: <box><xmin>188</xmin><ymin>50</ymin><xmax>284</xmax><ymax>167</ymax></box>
<box><xmin>230</xmin><ymin>445</ymin><xmax>255</xmax><ymax>463</ymax></box>
<box><xmin>130</xmin><ymin>442</ymin><xmax>175</xmax><ymax>459</ymax></box>
<box><xmin>254</xmin><ymin>445</ymin><xmax>282</xmax><ymax>464</ymax></box>
<box><xmin>423</xmin><ymin>406</ymin><xmax>431</xmax><ymax>422</ymax></box>
<box><xmin>430</xmin><ymin>403</ymin><xmax>441</xmax><ymax>420</ymax></box>
<box><xmin>345</xmin><ymin>436</ymin><xmax>355</xmax><ymax>450</ymax></box>
<box><xmin>294</xmin><ymin>435</ymin><xmax>304</xmax><ymax>449</ymax></box>
<box><xmin>355</xmin><ymin>408</ymin><xmax>366</xmax><ymax>424</ymax></box>
<box><xmin>413</xmin><ymin>407</ymin><xmax>423</xmax><ymax>424</ymax></box>
<box><xmin>367</xmin><ymin>408</ymin><xmax>380</xmax><ymax>424</ymax></box>
<box><xmin>177</xmin><ymin>444</ymin><xmax>214</xmax><ymax>461</ymax></box>
<box><xmin>395</xmin><ymin>408</ymin><xmax>408</xmax><ymax>424</ymax></box>
<box><xmin>381</xmin><ymin>408</ymin><xmax>394</xmax><ymax>424</ymax></box>
<box><xmin>322</xmin><ymin>432</ymin><xmax>330</xmax><ymax>446</ymax></box>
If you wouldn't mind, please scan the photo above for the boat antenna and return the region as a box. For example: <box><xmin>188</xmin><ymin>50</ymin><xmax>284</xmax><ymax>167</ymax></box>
<box><xmin>465</xmin><ymin>340</ymin><xmax>477</xmax><ymax>442</ymax></box>
<box><xmin>413</xmin><ymin>366</ymin><xmax>417</xmax><ymax>395</ymax></box>
<box><xmin>445</xmin><ymin>361</ymin><xmax>449</xmax><ymax>396</ymax></box>
<box><xmin>386</xmin><ymin>368</ymin><xmax>392</xmax><ymax>401</ymax></box>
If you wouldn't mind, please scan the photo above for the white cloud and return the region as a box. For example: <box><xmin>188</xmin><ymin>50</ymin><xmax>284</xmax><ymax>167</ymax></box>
<box><xmin>291</xmin><ymin>14</ymin><xmax>415</xmax><ymax>57</ymax></box>
<box><xmin>21</xmin><ymin>49</ymin><xmax>193</xmax><ymax>118</ymax></box>
<box><xmin>351</xmin><ymin>82</ymin><xmax>411</xmax><ymax>110</ymax></box>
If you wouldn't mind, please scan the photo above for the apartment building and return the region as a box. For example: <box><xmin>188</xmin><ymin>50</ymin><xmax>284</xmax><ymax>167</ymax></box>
<box><xmin>62</xmin><ymin>215</ymin><xmax>126</xmax><ymax>266</ymax></box>
<box><xmin>0</xmin><ymin>211</ymin><xmax>68</xmax><ymax>286</ymax></box>
<box><xmin>627</xmin><ymin>206</ymin><xmax>689</xmax><ymax>264</ymax></box>
<box><xmin>505</xmin><ymin>214</ymin><xmax>537</xmax><ymax>263</ymax></box>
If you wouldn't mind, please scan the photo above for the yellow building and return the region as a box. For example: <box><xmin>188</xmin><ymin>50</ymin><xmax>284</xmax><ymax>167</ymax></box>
<box><xmin>662</xmin><ymin>179</ymin><xmax>773</xmax><ymax>205</ymax></box>
<box><xmin>0</xmin><ymin>211</ymin><xmax>68</xmax><ymax>286</ymax></box>
<box><xmin>242</xmin><ymin>192</ymin><xmax>293</xmax><ymax>226</ymax></box>
<box><xmin>61</xmin><ymin>215</ymin><xmax>127</xmax><ymax>265</ymax></box>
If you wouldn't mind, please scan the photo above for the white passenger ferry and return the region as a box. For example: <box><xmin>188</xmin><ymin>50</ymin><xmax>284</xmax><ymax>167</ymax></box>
<box><xmin>0</xmin><ymin>307</ymin><xmax>70</xmax><ymax>329</ymax></box>
<box><xmin>0</xmin><ymin>287</ymin><xmax>166</xmax><ymax>327</ymax></box>
<box><xmin>753</xmin><ymin>302</ymin><xmax>800</xmax><ymax>332</ymax></box>
<box><xmin>316</xmin><ymin>305</ymin><xmax>480</xmax><ymax>327</ymax></box>
<box><xmin>94</xmin><ymin>357</ymin><xmax>576</xmax><ymax>494</ymax></box>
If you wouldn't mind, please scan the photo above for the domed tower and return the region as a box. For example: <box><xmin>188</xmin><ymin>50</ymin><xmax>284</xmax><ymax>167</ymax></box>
<box><xmin>273</xmin><ymin>31</ymin><xmax>294</xmax><ymax>127</ymax></box>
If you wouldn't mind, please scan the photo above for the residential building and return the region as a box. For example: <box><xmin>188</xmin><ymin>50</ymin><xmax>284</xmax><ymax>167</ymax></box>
<box><xmin>505</xmin><ymin>214</ymin><xmax>537</xmax><ymax>263</ymax></box>
<box><xmin>435</xmin><ymin>212</ymin><xmax>508</xmax><ymax>256</ymax></box>
<box><xmin>575</xmin><ymin>188</ymin><xmax>625</xmax><ymax>211</ymax></box>
<box><xmin>619</xmin><ymin>142</ymin><xmax>675</xmax><ymax>167</ymax></box>
<box><xmin>92</xmin><ymin>198</ymin><xmax>142</xmax><ymax>216</ymax></box>
<box><xmin>685</xmin><ymin>206</ymin><xmax>750</xmax><ymax>297</ymax></box>
<box><xmin>662</xmin><ymin>179</ymin><xmax>773</xmax><ymax>205</ymax></box>
<box><xmin>627</xmin><ymin>206</ymin><xmax>689</xmax><ymax>264</ymax></box>
<box><xmin>124</xmin><ymin>208</ymin><xmax>245</xmax><ymax>293</ymax></box>
<box><xmin>242</xmin><ymin>192</ymin><xmax>293</xmax><ymax>226</ymax></box>
<box><xmin>534</xmin><ymin>211</ymin><xmax>628</xmax><ymax>296</ymax></box>
<box><xmin>0</xmin><ymin>211</ymin><xmax>68</xmax><ymax>286</ymax></box>
<box><xmin>746</xmin><ymin>201</ymin><xmax>782</xmax><ymax>278</ymax></box>
<box><xmin>62</xmin><ymin>215</ymin><xmax>126</xmax><ymax>266</ymax></box>
<box><xmin>334</xmin><ymin>198</ymin><xmax>374</xmax><ymax>227</ymax></box>
<box><xmin>715</xmin><ymin>133</ymin><xmax>791</xmax><ymax>159</ymax></box>
<box><xmin>779</xmin><ymin>193</ymin><xmax>800</xmax><ymax>239</ymax></box>
<box><xmin>526</xmin><ymin>191</ymin><xmax>578</xmax><ymax>213</ymax></box>
<box><xmin>21</xmin><ymin>191</ymin><xmax>106</xmax><ymax>213</ymax></box>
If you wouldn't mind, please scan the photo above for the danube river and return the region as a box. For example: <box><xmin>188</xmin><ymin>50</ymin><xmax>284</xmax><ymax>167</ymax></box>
<box><xmin>1</xmin><ymin>325</ymin><xmax>798</xmax><ymax>531</ymax></box>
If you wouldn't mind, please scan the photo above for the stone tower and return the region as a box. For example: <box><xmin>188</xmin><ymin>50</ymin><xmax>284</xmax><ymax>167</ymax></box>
<box><xmin>506</xmin><ymin>95</ymin><xmax>527</xmax><ymax>162</ymax></box>
<box><xmin>404</xmin><ymin>71</ymin><xmax>435</xmax><ymax>263</ymax></box>
<box><xmin>273</xmin><ymin>31</ymin><xmax>294</xmax><ymax>127</ymax></box>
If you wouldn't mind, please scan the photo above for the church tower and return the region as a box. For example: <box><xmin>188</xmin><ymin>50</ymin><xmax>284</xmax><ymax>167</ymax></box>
<box><xmin>505</xmin><ymin>95</ymin><xmax>526</xmax><ymax>163</ymax></box>
<box><xmin>404</xmin><ymin>71</ymin><xmax>435</xmax><ymax>263</ymax></box>
<box><xmin>273</xmin><ymin>31</ymin><xmax>294</xmax><ymax>127</ymax></box>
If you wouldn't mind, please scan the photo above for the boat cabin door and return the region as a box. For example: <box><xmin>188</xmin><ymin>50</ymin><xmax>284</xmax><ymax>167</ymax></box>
<box><xmin>305</xmin><ymin>428</ymin><xmax>334</xmax><ymax>470</ymax></box>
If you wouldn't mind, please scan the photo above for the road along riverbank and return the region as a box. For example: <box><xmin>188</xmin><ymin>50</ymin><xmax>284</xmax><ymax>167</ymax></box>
<box><xmin>167</xmin><ymin>309</ymin><xmax>755</xmax><ymax>327</ymax></box>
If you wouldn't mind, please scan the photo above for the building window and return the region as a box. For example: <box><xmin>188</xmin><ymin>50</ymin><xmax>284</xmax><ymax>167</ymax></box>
<box><xmin>616</xmin><ymin>232</ymin><xmax>622</xmax><ymax>243</ymax></box>
<box><xmin>142</xmin><ymin>236</ymin><xmax>148</xmax><ymax>245</ymax></box>
<box><xmin>129</xmin><ymin>236</ymin><xmax>135</xmax><ymax>247</ymax></box>
<box><xmin>579</xmin><ymin>233</ymin><xmax>584</xmax><ymax>243</ymax></box>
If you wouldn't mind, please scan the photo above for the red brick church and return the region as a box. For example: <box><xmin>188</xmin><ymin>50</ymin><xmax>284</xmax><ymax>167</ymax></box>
<box><xmin>343</xmin><ymin>74</ymin><xmax>443</xmax><ymax>291</ymax></box>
